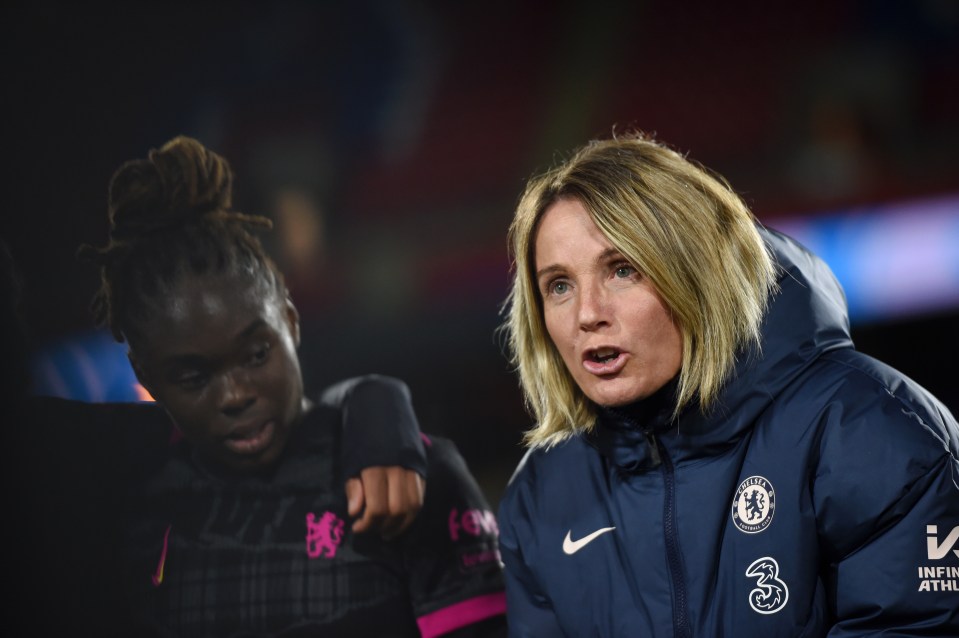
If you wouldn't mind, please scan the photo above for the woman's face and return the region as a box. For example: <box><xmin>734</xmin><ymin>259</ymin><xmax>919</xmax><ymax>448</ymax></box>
<box><xmin>534</xmin><ymin>197</ymin><xmax>683</xmax><ymax>407</ymax></box>
<box><xmin>130</xmin><ymin>270</ymin><xmax>305</xmax><ymax>473</ymax></box>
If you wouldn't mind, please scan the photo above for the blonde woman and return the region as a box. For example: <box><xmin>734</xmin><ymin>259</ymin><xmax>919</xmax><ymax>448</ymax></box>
<box><xmin>498</xmin><ymin>131</ymin><xmax>959</xmax><ymax>636</ymax></box>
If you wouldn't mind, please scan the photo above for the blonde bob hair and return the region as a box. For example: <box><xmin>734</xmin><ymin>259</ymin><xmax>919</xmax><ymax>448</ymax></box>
<box><xmin>504</xmin><ymin>131</ymin><xmax>776</xmax><ymax>447</ymax></box>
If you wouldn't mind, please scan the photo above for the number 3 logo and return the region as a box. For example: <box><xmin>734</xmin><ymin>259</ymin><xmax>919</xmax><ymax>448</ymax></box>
<box><xmin>745</xmin><ymin>556</ymin><xmax>790</xmax><ymax>614</ymax></box>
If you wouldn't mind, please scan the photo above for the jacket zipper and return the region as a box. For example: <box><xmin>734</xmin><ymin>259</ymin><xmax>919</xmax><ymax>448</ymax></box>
<box><xmin>647</xmin><ymin>431</ymin><xmax>691</xmax><ymax>638</ymax></box>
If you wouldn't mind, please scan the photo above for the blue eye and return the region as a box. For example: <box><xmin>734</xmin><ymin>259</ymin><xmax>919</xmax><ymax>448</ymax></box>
<box><xmin>614</xmin><ymin>264</ymin><xmax>636</xmax><ymax>278</ymax></box>
<box><xmin>549</xmin><ymin>281</ymin><xmax>570</xmax><ymax>296</ymax></box>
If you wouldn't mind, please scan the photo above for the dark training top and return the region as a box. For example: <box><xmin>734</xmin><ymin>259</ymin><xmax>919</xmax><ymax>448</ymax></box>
<box><xmin>125</xmin><ymin>401</ymin><xmax>505</xmax><ymax>637</ymax></box>
<box><xmin>9</xmin><ymin>376</ymin><xmax>504</xmax><ymax>636</ymax></box>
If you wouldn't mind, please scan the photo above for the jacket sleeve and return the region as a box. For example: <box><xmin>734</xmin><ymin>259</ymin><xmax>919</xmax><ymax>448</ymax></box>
<box><xmin>500</xmin><ymin>543</ymin><xmax>566</xmax><ymax>637</ymax></box>
<box><xmin>814</xmin><ymin>384</ymin><xmax>959</xmax><ymax>636</ymax></box>
<box><xmin>498</xmin><ymin>480</ymin><xmax>567</xmax><ymax>638</ymax></box>
<box><xmin>319</xmin><ymin>374</ymin><xmax>428</xmax><ymax>479</ymax></box>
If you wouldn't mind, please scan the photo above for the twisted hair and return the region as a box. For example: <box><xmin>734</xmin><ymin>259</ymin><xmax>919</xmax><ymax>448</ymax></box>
<box><xmin>78</xmin><ymin>136</ymin><xmax>284</xmax><ymax>343</ymax></box>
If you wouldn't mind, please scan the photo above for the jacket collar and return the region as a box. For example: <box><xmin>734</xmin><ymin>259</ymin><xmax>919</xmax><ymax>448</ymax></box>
<box><xmin>586</xmin><ymin>377</ymin><xmax>678</xmax><ymax>472</ymax></box>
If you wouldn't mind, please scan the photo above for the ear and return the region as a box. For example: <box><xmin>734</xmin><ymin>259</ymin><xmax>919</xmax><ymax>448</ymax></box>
<box><xmin>284</xmin><ymin>295</ymin><xmax>301</xmax><ymax>347</ymax></box>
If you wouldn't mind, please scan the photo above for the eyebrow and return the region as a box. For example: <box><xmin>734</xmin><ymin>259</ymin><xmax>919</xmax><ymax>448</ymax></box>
<box><xmin>535</xmin><ymin>247</ymin><xmax>624</xmax><ymax>281</ymax></box>
<box><xmin>596</xmin><ymin>247</ymin><xmax>625</xmax><ymax>263</ymax></box>
<box><xmin>236</xmin><ymin>318</ymin><xmax>268</xmax><ymax>341</ymax></box>
<box><xmin>535</xmin><ymin>264</ymin><xmax>565</xmax><ymax>281</ymax></box>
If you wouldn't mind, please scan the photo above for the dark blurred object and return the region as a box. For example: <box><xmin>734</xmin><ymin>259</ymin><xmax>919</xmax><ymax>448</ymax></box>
<box><xmin>2</xmin><ymin>238</ymin><xmax>164</xmax><ymax>634</ymax></box>
<box><xmin>1</xmin><ymin>236</ymin><xmax>29</xmax><ymax>406</ymax></box>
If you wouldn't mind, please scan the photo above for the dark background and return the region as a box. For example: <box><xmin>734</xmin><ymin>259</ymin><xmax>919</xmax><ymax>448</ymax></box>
<box><xmin>4</xmin><ymin>0</ymin><xmax>957</xmax><ymax>506</ymax></box>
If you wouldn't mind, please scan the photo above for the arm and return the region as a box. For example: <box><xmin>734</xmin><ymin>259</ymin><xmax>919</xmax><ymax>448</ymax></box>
<box><xmin>814</xmin><ymin>389</ymin><xmax>959</xmax><ymax>635</ymax></box>
<box><xmin>320</xmin><ymin>374</ymin><xmax>428</xmax><ymax>536</ymax></box>
<box><xmin>402</xmin><ymin>435</ymin><xmax>507</xmax><ymax>637</ymax></box>
<box><xmin>827</xmin><ymin>459</ymin><xmax>959</xmax><ymax>637</ymax></box>
<box><xmin>821</xmin><ymin>457</ymin><xmax>959</xmax><ymax>635</ymax></box>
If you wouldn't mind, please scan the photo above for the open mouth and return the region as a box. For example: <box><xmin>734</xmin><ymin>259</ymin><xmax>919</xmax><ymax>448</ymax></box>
<box><xmin>223</xmin><ymin>420</ymin><xmax>276</xmax><ymax>456</ymax></box>
<box><xmin>583</xmin><ymin>347</ymin><xmax>626</xmax><ymax>375</ymax></box>
<box><xmin>590</xmin><ymin>348</ymin><xmax>620</xmax><ymax>364</ymax></box>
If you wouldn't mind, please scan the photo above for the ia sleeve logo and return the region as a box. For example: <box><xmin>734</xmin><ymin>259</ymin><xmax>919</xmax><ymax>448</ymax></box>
<box><xmin>745</xmin><ymin>556</ymin><xmax>789</xmax><ymax>614</ymax></box>
<box><xmin>927</xmin><ymin>525</ymin><xmax>959</xmax><ymax>560</ymax></box>
<box><xmin>917</xmin><ymin>525</ymin><xmax>959</xmax><ymax>592</ymax></box>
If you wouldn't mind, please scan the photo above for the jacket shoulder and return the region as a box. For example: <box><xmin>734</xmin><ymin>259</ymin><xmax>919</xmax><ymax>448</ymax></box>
<box><xmin>499</xmin><ymin>436</ymin><xmax>598</xmax><ymax>531</ymax></box>
<box><xmin>816</xmin><ymin>349</ymin><xmax>958</xmax><ymax>457</ymax></box>
<box><xmin>503</xmin><ymin>435</ymin><xmax>594</xmax><ymax>490</ymax></box>
<box><xmin>791</xmin><ymin>350</ymin><xmax>959</xmax><ymax>557</ymax></box>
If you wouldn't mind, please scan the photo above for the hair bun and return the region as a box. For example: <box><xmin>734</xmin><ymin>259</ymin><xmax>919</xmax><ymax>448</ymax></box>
<box><xmin>107</xmin><ymin>136</ymin><xmax>234</xmax><ymax>239</ymax></box>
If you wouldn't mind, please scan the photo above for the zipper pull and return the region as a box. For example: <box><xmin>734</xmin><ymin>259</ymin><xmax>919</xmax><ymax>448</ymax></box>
<box><xmin>644</xmin><ymin>430</ymin><xmax>662</xmax><ymax>467</ymax></box>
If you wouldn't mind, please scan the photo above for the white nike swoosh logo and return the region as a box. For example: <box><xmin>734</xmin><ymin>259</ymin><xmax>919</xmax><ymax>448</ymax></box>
<box><xmin>563</xmin><ymin>526</ymin><xmax>616</xmax><ymax>555</ymax></box>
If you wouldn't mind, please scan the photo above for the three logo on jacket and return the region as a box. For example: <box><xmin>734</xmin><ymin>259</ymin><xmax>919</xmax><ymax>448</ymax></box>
<box><xmin>917</xmin><ymin>525</ymin><xmax>959</xmax><ymax>592</ymax></box>
<box><xmin>733</xmin><ymin>476</ymin><xmax>789</xmax><ymax>614</ymax></box>
<box><xmin>745</xmin><ymin>557</ymin><xmax>789</xmax><ymax>614</ymax></box>
<box><xmin>732</xmin><ymin>476</ymin><xmax>775</xmax><ymax>534</ymax></box>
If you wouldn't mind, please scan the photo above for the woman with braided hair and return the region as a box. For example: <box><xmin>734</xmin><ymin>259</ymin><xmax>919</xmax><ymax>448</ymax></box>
<box><xmin>40</xmin><ymin>135</ymin><xmax>505</xmax><ymax>636</ymax></box>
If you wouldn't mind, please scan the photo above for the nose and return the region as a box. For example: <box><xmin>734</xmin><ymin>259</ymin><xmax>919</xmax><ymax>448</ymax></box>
<box><xmin>578</xmin><ymin>279</ymin><xmax>611</xmax><ymax>331</ymax></box>
<box><xmin>219</xmin><ymin>369</ymin><xmax>256</xmax><ymax>416</ymax></box>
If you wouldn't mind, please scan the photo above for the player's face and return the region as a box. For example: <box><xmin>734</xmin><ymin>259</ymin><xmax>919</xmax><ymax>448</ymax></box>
<box><xmin>534</xmin><ymin>197</ymin><xmax>683</xmax><ymax>407</ymax></box>
<box><xmin>130</xmin><ymin>270</ymin><xmax>306</xmax><ymax>473</ymax></box>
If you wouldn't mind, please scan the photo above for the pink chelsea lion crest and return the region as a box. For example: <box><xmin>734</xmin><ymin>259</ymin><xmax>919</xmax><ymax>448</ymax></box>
<box><xmin>306</xmin><ymin>511</ymin><xmax>345</xmax><ymax>559</ymax></box>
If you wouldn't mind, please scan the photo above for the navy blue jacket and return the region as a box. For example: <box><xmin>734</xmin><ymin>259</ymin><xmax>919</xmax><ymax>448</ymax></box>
<box><xmin>498</xmin><ymin>228</ymin><xmax>959</xmax><ymax>637</ymax></box>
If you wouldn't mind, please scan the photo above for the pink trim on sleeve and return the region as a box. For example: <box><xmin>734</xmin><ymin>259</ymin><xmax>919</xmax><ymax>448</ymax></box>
<box><xmin>416</xmin><ymin>591</ymin><xmax>506</xmax><ymax>637</ymax></box>
<box><xmin>420</xmin><ymin>433</ymin><xmax>433</xmax><ymax>447</ymax></box>
<box><xmin>151</xmin><ymin>524</ymin><xmax>172</xmax><ymax>586</ymax></box>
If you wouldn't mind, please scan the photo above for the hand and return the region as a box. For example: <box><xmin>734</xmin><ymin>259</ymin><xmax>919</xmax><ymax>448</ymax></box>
<box><xmin>346</xmin><ymin>466</ymin><xmax>425</xmax><ymax>538</ymax></box>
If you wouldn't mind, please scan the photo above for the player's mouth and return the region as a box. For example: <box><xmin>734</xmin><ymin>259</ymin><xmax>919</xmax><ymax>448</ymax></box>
<box><xmin>223</xmin><ymin>420</ymin><xmax>276</xmax><ymax>456</ymax></box>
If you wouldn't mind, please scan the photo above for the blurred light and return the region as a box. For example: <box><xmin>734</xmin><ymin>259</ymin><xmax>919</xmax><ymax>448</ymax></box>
<box><xmin>135</xmin><ymin>383</ymin><xmax>155</xmax><ymax>402</ymax></box>
<box><xmin>769</xmin><ymin>193</ymin><xmax>959</xmax><ymax>323</ymax></box>
<box><xmin>30</xmin><ymin>329</ymin><xmax>149</xmax><ymax>402</ymax></box>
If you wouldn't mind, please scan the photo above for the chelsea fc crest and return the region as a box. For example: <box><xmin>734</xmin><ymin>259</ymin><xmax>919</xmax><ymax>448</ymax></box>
<box><xmin>732</xmin><ymin>476</ymin><xmax>775</xmax><ymax>534</ymax></box>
